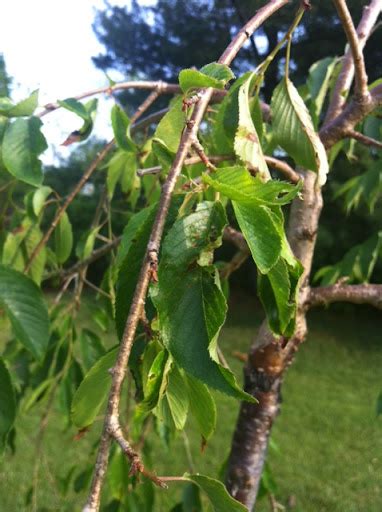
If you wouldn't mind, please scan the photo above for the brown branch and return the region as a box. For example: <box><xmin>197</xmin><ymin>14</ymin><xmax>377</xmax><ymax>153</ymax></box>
<box><xmin>220</xmin><ymin>250</ymin><xmax>250</xmax><ymax>280</ymax></box>
<box><xmin>27</xmin><ymin>88</ymin><xmax>163</xmax><ymax>275</ymax></box>
<box><xmin>130</xmin><ymin>89</ymin><xmax>161</xmax><ymax>124</ymax></box>
<box><xmin>265</xmin><ymin>156</ymin><xmax>300</xmax><ymax>183</ymax></box>
<box><xmin>44</xmin><ymin>237</ymin><xmax>121</xmax><ymax>281</ymax></box>
<box><xmin>347</xmin><ymin>129</ymin><xmax>382</xmax><ymax>149</ymax></box>
<box><xmin>83</xmin><ymin>2</ymin><xmax>290</xmax><ymax>510</ymax></box>
<box><xmin>137</xmin><ymin>154</ymin><xmax>233</xmax><ymax>177</ymax></box>
<box><xmin>324</xmin><ymin>0</ymin><xmax>381</xmax><ymax>125</ymax></box>
<box><xmin>37</xmin><ymin>81</ymin><xmax>180</xmax><ymax>118</ymax></box>
<box><xmin>24</xmin><ymin>140</ymin><xmax>115</xmax><ymax>274</ymax></box>
<box><xmin>320</xmin><ymin>90</ymin><xmax>382</xmax><ymax>149</ymax></box>
<box><xmin>223</xmin><ymin>226</ymin><xmax>249</xmax><ymax>252</ymax></box>
<box><xmin>308</xmin><ymin>284</ymin><xmax>382</xmax><ymax>309</ymax></box>
<box><xmin>333</xmin><ymin>0</ymin><xmax>369</xmax><ymax>98</ymax></box>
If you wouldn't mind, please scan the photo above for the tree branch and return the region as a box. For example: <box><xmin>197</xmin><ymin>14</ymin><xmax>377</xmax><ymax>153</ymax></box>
<box><xmin>320</xmin><ymin>89</ymin><xmax>382</xmax><ymax>149</ymax></box>
<box><xmin>324</xmin><ymin>0</ymin><xmax>381</xmax><ymax>125</ymax></box>
<box><xmin>24</xmin><ymin>140</ymin><xmax>115</xmax><ymax>274</ymax></box>
<box><xmin>83</xmin><ymin>2</ymin><xmax>290</xmax><ymax>510</ymax></box>
<box><xmin>265</xmin><ymin>156</ymin><xmax>301</xmax><ymax>183</ymax></box>
<box><xmin>347</xmin><ymin>128</ymin><xmax>382</xmax><ymax>149</ymax></box>
<box><xmin>308</xmin><ymin>283</ymin><xmax>382</xmax><ymax>309</ymax></box>
<box><xmin>333</xmin><ymin>0</ymin><xmax>370</xmax><ymax>99</ymax></box>
<box><xmin>37</xmin><ymin>81</ymin><xmax>180</xmax><ymax>118</ymax></box>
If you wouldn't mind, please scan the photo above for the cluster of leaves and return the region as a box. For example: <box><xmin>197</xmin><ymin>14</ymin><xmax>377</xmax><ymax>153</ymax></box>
<box><xmin>0</xmin><ymin>40</ymin><xmax>380</xmax><ymax>508</ymax></box>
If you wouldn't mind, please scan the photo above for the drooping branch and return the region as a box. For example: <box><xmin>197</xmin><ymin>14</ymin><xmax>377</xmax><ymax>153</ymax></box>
<box><xmin>26</xmin><ymin>88</ymin><xmax>165</xmax><ymax>274</ymax></box>
<box><xmin>83</xmin><ymin>2</ymin><xmax>291</xmax><ymax>510</ymax></box>
<box><xmin>308</xmin><ymin>283</ymin><xmax>382</xmax><ymax>309</ymax></box>
<box><xmin>24</xmin><ymin>140</ymin><xmax>115</xmax><ymax>274</ymax></box>
<box><xmin>324</xmin><ymin>0</ymin><xmax>382</xmax><ymax>125</ymax></box>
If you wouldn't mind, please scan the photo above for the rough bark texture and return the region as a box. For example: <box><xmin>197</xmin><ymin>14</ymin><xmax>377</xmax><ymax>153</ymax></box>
<box><xmin>226</xmin><ymin>171</ymin><xmax>323</xmax><ymax>510</ymax></box>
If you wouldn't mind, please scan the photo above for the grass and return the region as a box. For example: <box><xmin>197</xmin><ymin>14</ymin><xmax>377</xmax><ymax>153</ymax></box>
<box><xmin>0</xmin><ymin>294</ymin><xmax>381</xmax><ymax>511</ymax></box>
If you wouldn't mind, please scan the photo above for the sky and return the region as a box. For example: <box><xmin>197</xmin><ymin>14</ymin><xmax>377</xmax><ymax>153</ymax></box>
<box><xmin>0</xmin><ymin>0</ymin><xmax>153</xmax><ymax>162</ymax></box>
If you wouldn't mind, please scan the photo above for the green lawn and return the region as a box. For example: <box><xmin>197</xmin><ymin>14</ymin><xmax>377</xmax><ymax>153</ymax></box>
<box><xmin>1</xmin><ymin>295</ymin><xmax>381</xmax><ymax>511</ymax></box>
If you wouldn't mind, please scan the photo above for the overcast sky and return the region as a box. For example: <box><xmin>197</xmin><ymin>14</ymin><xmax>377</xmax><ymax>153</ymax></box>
<box><xmin>0</xmin><ymin>0</ymin><xmax>153</xmax><ymax>162</ymax></box>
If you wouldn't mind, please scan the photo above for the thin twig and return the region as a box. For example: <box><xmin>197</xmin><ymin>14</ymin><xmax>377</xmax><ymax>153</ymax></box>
<box><xmin>137</xmin><ymin>154</ymin><xmax>232</xmax><ymax>177</ymax></box>
<box><xmin>130</xmin><ymin>89</ymin><xmax>161</xmax><ymax>124</ymax></box>
<box><xmin>347</xmin><ymin>129</ymin><xmax>382</xmax><ymax>149</ymax></box>
<box><xmin>324</xmin><ymin>0</ymin><xmax>381</xmax><ymax>125</ymax></box>
<box><xmin>83</xmin><ymin>2</ymin><xmax>290</xmax><ymax>510</ymax></box>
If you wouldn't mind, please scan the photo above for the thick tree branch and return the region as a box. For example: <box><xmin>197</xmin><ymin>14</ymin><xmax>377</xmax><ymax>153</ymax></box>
<box><xmin>308</xmin><ymin>284</ymin><xmax>382</xmax><ymax>309</ymax></box>
<box><xmin>83</xmin><ymin>2</ymin><xmax>290</xmax><ymax>510</ymax></box>
<box><xmin>324</xmin><ymin>0</ymin><xmax>382</xmax><ymax>125</ymax></box>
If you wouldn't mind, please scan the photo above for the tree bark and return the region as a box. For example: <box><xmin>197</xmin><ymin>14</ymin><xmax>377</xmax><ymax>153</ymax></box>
<box><xmin>225</xmin><ymin>171</ymin><xmax>323</xmax><ymax>510</ymax></box>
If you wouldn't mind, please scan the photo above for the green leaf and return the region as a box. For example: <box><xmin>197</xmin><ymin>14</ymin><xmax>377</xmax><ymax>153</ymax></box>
<box><xmin>78</xmin><ymin>329</ymin><xmax>106</xmax><ymax>373</ymax></box>
<box><xmin>335</xmin><ymin>163</ymin><xmax>382</xmax><ymax>213</ymax></box>
<box><xmin>315</xmin><ymin>232</ymin><xmax>382</xmax><ymax>285</ymax></box>
<box><xmin>271</xmin><ymin>77</ymin><xmax>328</xmax><ymax>185</ymax></box>
<box><xmin>203</xmin><ymin>166</ymin><xmax>300</xmax><ymax>206</ymax></box>
<box><xmin>184</xmin><ymin>474</ymin><xmax>247</xmax><ymax>512</ymax></box>
<box><xmin>186</xmin><ymin>374</ymin><xmax>216</xmax><ymax>440</ymax></box>
<box><xmin>2</xmin><ymin>117</ymin><xmax>47</xmax><ymax>186</ymax></box>
<box><xmin>59</xmin><ymin>98</ymin><xmax>98</xmax><ymax>144</ymax></box>
<box><xmin>212</xmin><ymin>72</ymin><xmax>251</xmax><ymax>154</ymax></box>
<box><xmin>115</xmin><ymin>205</ymin><xmax>156</xmax><ymax>269</ymax></box>
<box><xmin>71</xmin><ymin>347</ymin><xmax>118</xmax><ymax>429</ymax></box>
<box><xmin>111</xmin><ymin>105</ymin><xmax>136</xmax><ymax>152</ymax></box>
<box><xmin>24</xmin><ymin>223</ymin><xmax>46</xmax><ymax>285</ymax></box>
<box><xmin>166</xmin><ymin>365</ymin><xmax>189</xmax><ymax>430</ymax></box>
<box><xmin>234</xmin><ymin>73</ymin><xmax>270</xmax><ymax>181</ymax></box>
<box><xmin>32</xmin><ymin>186</ymin><xmax>53</xmax><ymax>216</ymax></box>
<box><xmin>58</xmin><ymin>97</ymin><xmax>89</xmax><ymax>119</ymax></box>
<box><xmin>134</xmin><ymin>349</ymin><xmax>168</xmax><ymax>418</ymax></box>
<box><xmin>182</xmin><ymin>483</ymin><xmax>202</xmax><ymax>512</ymax></box>
<box><xmin>106</xmin><ymin>150</ymin><xmax>137</xmax><ymax>198</ymax></box>
<box><xmin>76</xmin><ymin>227</ymin><xmax>99</xmax><ymax>261</ymax></box>
<box><xmin>233</xmin><ymin>202</ymin><xmax>281</xmax><ymax>274</ymax></box>
<box><xmin>161</xmin><ymin>201</ymin><xmax>227</xmax><ymax>267</ymax></box>
<box><xmin>307</xmin><ymin>57</ymin><xmax>338</xmax><ymax>124</ymax></box>
<box><xmin>152</xmin><ymin>265</ymin><xmax>254</xmax><ymax>402</ymax></box>
<box><xmin>258</xmin><ymin>258</ymin><xmax>302</xmax><ymax>336</ymax></box>
<box><xmin>0</xmin><ymin>90</ymin><xmax>39</xmax><ymax>117</ymax></box>
<box><xmin>55</xmin><ymin>212</ymin><xmax>73</xmax><ymax>264</ymax></box>
<box><xmin>0</xmin><ymin>357</ymin><xmax>16</xmax><ymax>452</ymax></box>
<box><xmin>179</xmin><ymin>63</ymin><xmax>234</xmax><ymax>93</ymax></box>
<box><xmin>115</xmin><ymin>198</ymin><xmax>181</xmax><ymax>339</ymax></box>
<box><xmin>0</xmin><ymin>265</ymin><xmax>49</xmax><ymax>360</ymax></box>
<box><xmin>153</xmin><ymin>96</ymin><xmax>186</xmax><ymax>153</ymax></box>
